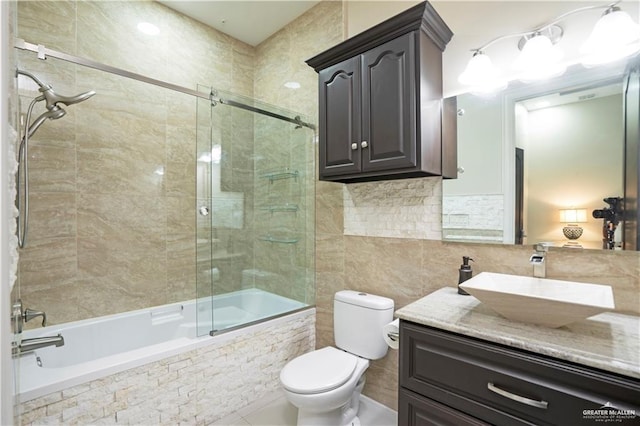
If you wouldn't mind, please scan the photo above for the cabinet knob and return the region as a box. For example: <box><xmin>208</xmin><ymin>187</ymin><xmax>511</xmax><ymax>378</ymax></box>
<box><xmin>351</xmin><ymin>142</ymin><xmax>358</xmax><ymax>150</ymax></box>
<box><xmin>361</xmin><ymin>141</ymin><xmax>368</xmax><ymax>148</ymax></box>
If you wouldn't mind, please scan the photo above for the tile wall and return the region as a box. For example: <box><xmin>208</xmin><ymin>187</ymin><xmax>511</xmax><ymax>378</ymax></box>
<box><xmin>317</xmin><ymin>176</ymin><xmax>640</xmax><ymax>409</ymax></box>
<box><xmin>252</xmin><ymin>0</ymin><xmax>343</xmax><ymax>304</ymax></box>
<box><xmin>14</xmin><ymin>0</ymin><xmax>257</xmax><ymax>324</ymax></box>
<box><xmin>13</xmin><ymin>0</ymin><xmax>338</xmax><ymax>324</ymax></box>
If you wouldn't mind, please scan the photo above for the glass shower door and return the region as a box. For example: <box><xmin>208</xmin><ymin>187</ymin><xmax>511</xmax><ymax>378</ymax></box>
<box><xmin>196</xmin><ymin>87</ymin><xmax>315</xmax><ymax>337</ymax></box>
<box><xmin>195</xmin><ymin>85</ymin><xmax>215</xmax><ymax>336</ymax></box>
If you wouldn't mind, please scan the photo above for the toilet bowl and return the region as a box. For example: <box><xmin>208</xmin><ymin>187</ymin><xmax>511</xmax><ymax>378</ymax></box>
<box><xmin>279</xmin><ymin>291</ymin><xmax>394</xmax><ymax>426</ymax></box>
<box><xmin>280</xmin><ymin>347</ymin><xmax>369</xmax><ymax>425</ymax></box>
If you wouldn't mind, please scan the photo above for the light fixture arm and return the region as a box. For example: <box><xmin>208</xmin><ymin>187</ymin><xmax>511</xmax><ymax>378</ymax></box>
<box><xmin>471</xmin><ymin>1</ymin><xmax>622</xmax><ymax>53</ymax></box>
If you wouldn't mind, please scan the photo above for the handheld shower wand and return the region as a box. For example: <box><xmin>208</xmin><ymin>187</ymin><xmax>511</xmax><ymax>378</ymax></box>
<box><xmin>15</xmin><ymin>68</ymin><xmax>95</xmax><ymax>248</ymax></box>
<box><xmin>16</xmin><ymin>68</ymin><xmax>96</xmax><ymax>110</ymax></box>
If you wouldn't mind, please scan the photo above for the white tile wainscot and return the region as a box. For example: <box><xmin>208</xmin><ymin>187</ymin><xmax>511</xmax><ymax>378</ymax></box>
<box><xmin>18</xmin><ymin>309</ymin><xmax>315</xmax><ymax>425</ymax></box>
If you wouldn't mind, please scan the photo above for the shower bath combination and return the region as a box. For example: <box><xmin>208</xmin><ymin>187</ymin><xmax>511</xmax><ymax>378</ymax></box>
<box><xmin>15</xmin><ymin>68</ymin><xmax>95</xmax><ymax>248</ymax></box>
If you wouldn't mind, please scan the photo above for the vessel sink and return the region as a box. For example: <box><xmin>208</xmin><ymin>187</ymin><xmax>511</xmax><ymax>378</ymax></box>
<box><xmin>459</xmin><ymin>272</ymin><xmax>615</xmax><ymax>328</ymax></box>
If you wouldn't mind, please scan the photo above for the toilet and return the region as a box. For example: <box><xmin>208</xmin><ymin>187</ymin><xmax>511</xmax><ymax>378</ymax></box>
<box><xmin>280</xmin><ymin>290</ymin><xmax>394</xmax><ymax>426</ymax></box>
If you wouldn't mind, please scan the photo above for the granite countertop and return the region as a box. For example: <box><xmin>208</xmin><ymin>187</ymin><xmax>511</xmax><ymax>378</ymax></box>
<box><xmin>395</xmin><ymin>287</ymin><xmax>640</xmax><ymax>380</ymax></box>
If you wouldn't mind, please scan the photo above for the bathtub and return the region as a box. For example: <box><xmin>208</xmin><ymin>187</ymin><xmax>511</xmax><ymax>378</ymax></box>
<box><xmin>17</xmin><ymin>288</ymin><xmax>310</xmax><ymax>402</ymax></box>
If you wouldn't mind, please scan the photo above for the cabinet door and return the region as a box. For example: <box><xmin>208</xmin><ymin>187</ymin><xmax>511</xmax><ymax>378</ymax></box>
<box><xmin>318</xmin><ymin>57</ymin><xmax>362</xmax><ymax>179</ymax></box>
<box><xmin>361</xmin><ymin>32</ymin><xmax>417</xmax><ymax>173</ymax></box>
<box><xmin>400</xmin><ymin>389</ymin><xmax>489</xmax><ymax>426</ymax></box>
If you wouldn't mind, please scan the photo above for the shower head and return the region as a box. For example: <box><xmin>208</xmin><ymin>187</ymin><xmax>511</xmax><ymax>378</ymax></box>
<box><xmin>26</xmin><ymin>106</ymin><xmax>66</xmax><ymax>139</ymax></box>
<box><xmin>40</xmin><ymin>87</ymin><xmax>96</xmax><ymax>110</ymax></box>
<box><xmin>16</xmin><ymin>68</ymin><xmax>96</xmax><ymax>111</ymax></box>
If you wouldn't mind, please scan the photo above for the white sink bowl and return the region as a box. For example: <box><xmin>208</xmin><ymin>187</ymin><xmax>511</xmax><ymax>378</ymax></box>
<box><xmin>459</xmin><ymin>272</ymin><xmax>615</xmax><ymax>328</ymax></box>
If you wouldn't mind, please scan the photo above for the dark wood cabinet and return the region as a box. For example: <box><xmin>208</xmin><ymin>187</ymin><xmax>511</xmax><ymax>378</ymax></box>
<box><xmin>399</xmin><ymin>320</ymin><xmax>640</xmax><ymax>426</ymax></box>
<box><xmin>399</xmin><ymin>388</ymin><xmax>490</xmax><ymax>426</ymax></box>
<box><xmin>307</xmin><ymin>1</ymin><xmax>455</xmax><ymax>183</ymax></box>
<box><xmin>318</xmin><ymin>56</ymin><xmax>362</xmax><ymax>177</ymax></box>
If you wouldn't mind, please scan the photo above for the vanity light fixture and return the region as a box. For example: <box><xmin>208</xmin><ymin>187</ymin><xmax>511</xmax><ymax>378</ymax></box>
<box><xmin>512</xmin><ymin>30</ymin><xmax>567</xmax><ymax>82</ymax></box>
<box><xmin>559</xmin><ymin>208</ymin><xmax>588</xmax><ymax>247</ymax></box>
<box><xmin>458</xmin><ymin>51</ymin><xmax>507</xmax><ymax>94</ymax></box>
<box><xmin>458</xmin><ymin>1</ymin><xmax>640</xmax><ymax>93</ymax></box>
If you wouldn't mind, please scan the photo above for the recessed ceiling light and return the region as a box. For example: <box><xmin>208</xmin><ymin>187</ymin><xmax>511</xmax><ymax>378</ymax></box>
<box><xmin>137</xmin><ymin>22</ymin><xmax>160</xmax><ymax>36</ymax></box>
<box><xmin>284</xmin><ymin>81</ymin><xmax>301</xmax><ymax>89</ymax></box>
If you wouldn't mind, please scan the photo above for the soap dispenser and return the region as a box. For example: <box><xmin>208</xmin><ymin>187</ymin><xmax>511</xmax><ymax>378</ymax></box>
<box><xmin>457</xmin><ymin>256</ymin><xmax>474</xmax><ymax>295</ymax></box>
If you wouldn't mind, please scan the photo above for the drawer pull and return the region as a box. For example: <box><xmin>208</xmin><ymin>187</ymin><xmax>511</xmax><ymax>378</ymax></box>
<box><xmin>487</xmin><ymin>382</ymin><xmax>548</xmax><ymax>410</ymax></box>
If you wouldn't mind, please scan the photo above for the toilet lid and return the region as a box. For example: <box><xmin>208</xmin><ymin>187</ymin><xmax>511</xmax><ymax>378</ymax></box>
<box><xmin>280</xmin><ymin>347</ymin><xmax>358</xmax><ymax>394</ymax></box>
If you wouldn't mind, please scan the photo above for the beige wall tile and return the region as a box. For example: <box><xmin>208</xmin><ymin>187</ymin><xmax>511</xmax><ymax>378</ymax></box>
<box><xmin>16</xmin><ymin>0</ymin><xmax>258</xmax><ymax>323</ymax></box>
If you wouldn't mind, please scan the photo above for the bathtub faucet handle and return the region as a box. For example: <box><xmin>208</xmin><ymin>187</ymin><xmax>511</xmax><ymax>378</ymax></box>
<box><xmin>23</xmin><ymin>308</ymin><xmax>47</xmax><ymax>328</ymax></box>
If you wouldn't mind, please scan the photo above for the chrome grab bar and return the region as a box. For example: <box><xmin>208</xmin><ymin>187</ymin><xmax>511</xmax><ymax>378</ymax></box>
<box><xmin>487</xmin><ymin>382</ymin><xmax>548</xmax><ymax>410</ymax></box>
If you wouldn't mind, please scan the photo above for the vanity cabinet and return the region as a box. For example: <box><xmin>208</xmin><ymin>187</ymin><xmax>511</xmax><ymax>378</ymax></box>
<box><xmin>399</xmin><ymin>320</ymin><xmax>640</xmax><ymax>426</ymax></box>
<box><xmin>306</xmin><ymin>1</ymin><xmax>455</xmax><ymax>183</ymax></box>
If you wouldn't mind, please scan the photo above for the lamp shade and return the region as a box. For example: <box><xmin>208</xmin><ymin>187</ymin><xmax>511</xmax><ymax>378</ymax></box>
<box><xmin>513</xmin><ymin>34</ymin><xmax>566</xmax><ymax>81</ymax></box>
<box><xmin>559</xmin><ymin>208</ymin><xmax>588</xmax><ymax>223</ymax></box>
<box><xmin>458</xmin><ymin>51</ymin><xmax>507</xmax><ymax>93</ymax></box>
<box><xmin>581</xmin><ymin>8</ymin><xmax>640</xmax><ymax>66</ymax></box>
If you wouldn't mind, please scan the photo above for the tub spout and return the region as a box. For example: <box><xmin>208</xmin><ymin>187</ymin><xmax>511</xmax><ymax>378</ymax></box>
<box><xmin>12</xmin><ymin>334</ymin><xmax>64</xmax><ymax>357</ymax></box>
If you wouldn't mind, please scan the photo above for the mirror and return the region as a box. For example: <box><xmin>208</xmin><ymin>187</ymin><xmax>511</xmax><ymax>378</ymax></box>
<box><xmin>442</xmin><ymin>57</ymin><xmax>639</xmax><ymax>251</ymax></box>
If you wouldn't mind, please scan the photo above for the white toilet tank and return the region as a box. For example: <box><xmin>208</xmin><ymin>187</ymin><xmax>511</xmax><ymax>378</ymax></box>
<box><xmin>334</xmin><ymin>290</ymin><xmax>394</xmax><ymax>360</ymax></box>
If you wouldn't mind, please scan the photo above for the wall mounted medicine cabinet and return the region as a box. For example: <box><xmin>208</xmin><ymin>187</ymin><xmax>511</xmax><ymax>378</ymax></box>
<box><xmin>306</xmin><ymin>1</ymin><xmax>456</xmax><ymax>183</ymax></box>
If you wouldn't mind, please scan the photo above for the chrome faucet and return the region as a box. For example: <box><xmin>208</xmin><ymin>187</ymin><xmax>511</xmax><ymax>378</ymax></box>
<box><xmin>12</xmin><ymin>334</ymin><xmax>64</xmax><ymax>357</ymax></box>
<box><xmin>529</xmin><ymin>243</ymin><xmax>548</xmax><ymax>278</ymax></box>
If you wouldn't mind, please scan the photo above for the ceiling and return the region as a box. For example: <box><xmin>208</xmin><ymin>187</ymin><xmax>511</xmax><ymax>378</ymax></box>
<box><xmin>158</xmin><ymin>1</ymin><xmax>639</xmax><ymax>95</ymax></box>
<box><xmin>158</xmin><ymin>1</ymin><xmax>320</xmax><ymax>46</ymax></box>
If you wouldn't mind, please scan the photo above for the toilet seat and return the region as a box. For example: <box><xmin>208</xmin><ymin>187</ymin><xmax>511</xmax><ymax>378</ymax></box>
<box><xmin>280</xmin><ymin>347</ymin><xmax>358</xmax><ymax>394</ymax></box>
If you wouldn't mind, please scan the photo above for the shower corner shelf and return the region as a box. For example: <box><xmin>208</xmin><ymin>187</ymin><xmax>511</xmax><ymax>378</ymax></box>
<box><xmin>258</xmin><ymin>235</ymin><xmax>299</xmax><ymax>244</ymax></box>
<box><xmin>260</xmin><ymin>204</ymin><xmax>299</xmax><ymax>213</ymax></box>
<box><xmin>260</xmin><ymin>169</ymin><xmax>299</xmax><ymax>183</ymax></box>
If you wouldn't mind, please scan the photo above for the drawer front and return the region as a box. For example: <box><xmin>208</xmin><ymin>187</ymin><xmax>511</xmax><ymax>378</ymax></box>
<box><xmin>400</xmin><ymin>321</ymin><xmax>640</xmax><ymax>426</ymax></box>
<box><xmin>399</xmin><ymin>388</ymin><xmax>490</xmax><ymax>426</ymax></box>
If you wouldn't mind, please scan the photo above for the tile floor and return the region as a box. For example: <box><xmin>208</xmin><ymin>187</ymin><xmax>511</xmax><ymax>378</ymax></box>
<box><xmin>211</xmin><ymin>390</ymin><xmax>398</xmax><ymax>426</ymax></box>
